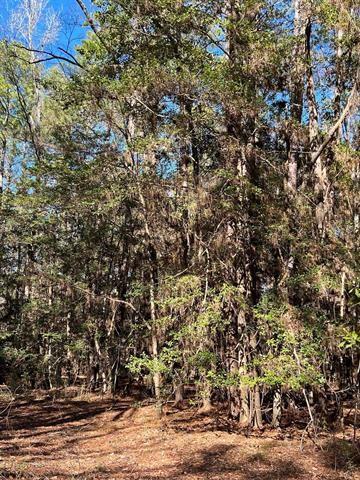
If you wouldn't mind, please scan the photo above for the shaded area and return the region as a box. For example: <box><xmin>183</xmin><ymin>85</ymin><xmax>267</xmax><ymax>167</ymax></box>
<box><xmin>0</xmin><ymin>397</ymin><xmax>359</xmax><ymax>479</ymax></box>
<box><xmin>0</xmin><ymin>397</ymin><xmax>129</xmax><ymax>438</ymax></box>
<box><xmin>320</xmin><ymin>438</ymin><xmax>360</xmax><ymax>472</ymax></box>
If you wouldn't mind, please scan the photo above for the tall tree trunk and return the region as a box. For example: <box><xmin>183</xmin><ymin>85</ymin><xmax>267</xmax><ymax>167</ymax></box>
<box><xmin>334</xmin><ymin>21</ymin><xmax>344</xmax><ymax>139</ymax></box>
<box><xmin>286</xmin><ymin>0</ymin><xmax>307</xmax><ymax>194</ymax></box>
<box><xmin>305</xmin><ymin>18</ymin><xmax>318</xmax><ymax>146</ymax></box>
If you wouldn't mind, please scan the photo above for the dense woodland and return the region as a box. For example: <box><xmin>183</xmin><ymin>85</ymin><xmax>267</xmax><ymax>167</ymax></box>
<box><xmin>0</xmin><ymin>0</ymin><xmax>359</xmax><ymax>432</ymax></box>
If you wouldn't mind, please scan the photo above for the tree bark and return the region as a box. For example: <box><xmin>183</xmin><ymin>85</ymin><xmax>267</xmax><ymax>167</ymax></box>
<box><xmin>272</xmin><ymin>387</ymin><xmax>282</xmax><ymax>428</ymax></box>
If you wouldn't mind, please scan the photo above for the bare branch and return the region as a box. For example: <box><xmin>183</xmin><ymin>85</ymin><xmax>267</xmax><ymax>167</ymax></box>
<box><xmin>75</xmin><ymin>0</ymin><xmax>99</xmax><ymax>35</ymax></box>
<box><xmin>14</xmin><ymin>43</ymin><xmax>85</xmax><ymax>69</ymax></box>
<box><xmin>311</xmin><ymin>78</ymin><xmax>359</xmax><ymax>164</ymax></box>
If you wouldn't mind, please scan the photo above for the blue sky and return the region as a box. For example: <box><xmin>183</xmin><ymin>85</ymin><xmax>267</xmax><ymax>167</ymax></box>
<box><xmin>52</xmin><ymin>0</ymin><xmax>89</xmax><ymax>10</ymax></box>
<box><xmin>48</xmin><ymin>0</ymin><xmax>93</xmax><ymax>15</ymax></box>
<box><xmin>0</xmin><ymin>0</ymin><xmax>93</xmax><ymax>22</ymax></box>
<box><xmin>0</xmin><ymin>0</ymin><xmax>93</xmax><ymax>51</ymax></box>
<box><xmin>54</xmin><ymin>0</ymin><xmax>92</xmax><ymax>51</ymax></box>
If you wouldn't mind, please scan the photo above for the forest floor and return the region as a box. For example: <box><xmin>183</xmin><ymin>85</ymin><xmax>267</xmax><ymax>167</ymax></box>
<box><xmin>0</xmin><ymin>392</ymin><xmax>359</xmax><ymax>480</ymax></box>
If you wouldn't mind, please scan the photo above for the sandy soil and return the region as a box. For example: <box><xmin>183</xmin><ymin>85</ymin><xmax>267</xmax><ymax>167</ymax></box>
<box><xmin>0</xmin><ymin>395</ymin><xmax>359</xmax><ymax>479</ymax></box>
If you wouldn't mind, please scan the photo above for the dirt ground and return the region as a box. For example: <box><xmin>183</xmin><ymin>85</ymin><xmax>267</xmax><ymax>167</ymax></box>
<box><xmin>0</xmin><ymin>394</ymin><xmax>359</xmax><ymax>480</ymax></box>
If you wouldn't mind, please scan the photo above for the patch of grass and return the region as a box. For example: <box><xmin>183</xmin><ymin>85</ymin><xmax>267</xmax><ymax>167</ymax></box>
<box><xmin>0</xmin><ymin>387</ymin><xmax>15</xmax><ymax>404</ymax></box>
<box><xmin>322</xmin><ymin>438</ymin><xmax>360</xmax><ymax>472</ymax></box>
<box><xmin>247</xmin><ymin>451</ymin><xmax>267</xmax><ymax>462</ymax></box>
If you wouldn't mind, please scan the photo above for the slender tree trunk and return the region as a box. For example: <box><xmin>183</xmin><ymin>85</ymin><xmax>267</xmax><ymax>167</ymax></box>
<box><xmin>0</xmin><ymin>138</ymin><xmax>5</xmax><ymax>197</ymax></box>
<box><xmin>253</xmin><ymin>383</ymin><xmax>263</xmax><ymax>430</ymax></box>
<box><xmin>334</xmin><ymin>23</ymin><xmax>344</xmax><ymax>139</ymax></box>
<box><xmin>272</xmin><ymin>387</ymin><xmax>282</xmax><ymax>428</ymax></box>
<box><xmin>305</xmin><ymin>19</ymin><xmax>318</xmax><ymax>146</ymax></box>
<box><xmin>239</xmin><ymin>358</ymin><xmax>250</xmax><ymax>427</ymax></box>
<box><xmin>150</xmin><ymin>279</ymin><xmax>161</xmax><ymax>400</ymax></box>
<box><xmin>66</xmin><ymin>313</ymin><xmax>72</xmax><ymax>386</ymax></box>
<box><xmin>174</xmin><ymin>382</ymin><xmax>184</xmax><ymax>407</ymax></box>
<box><xmin>286</xmin><ymin>0</ymin><xmax>307</xmax><ymax>194</ymax></box>
<box><xmin>198</xmin><ymin>378</ymin><xmax>213</xmax><ymax>414</ymax></box>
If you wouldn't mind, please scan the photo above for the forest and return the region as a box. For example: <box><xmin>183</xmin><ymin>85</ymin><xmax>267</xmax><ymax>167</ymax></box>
<box><xmin>0</xmin><ymin>0</ymin><xmax>359</xmax><ymax>478</ymax></box>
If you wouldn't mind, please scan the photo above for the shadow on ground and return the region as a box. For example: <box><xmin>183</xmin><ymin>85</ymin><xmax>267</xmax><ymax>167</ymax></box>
<box><xmin>0</xmin><ymin>398</ymin><xmax>359</xmax><ymax>479</ymax></box>
<box><xmin>320</xmin><ymin>438</ymin><xmax>360</xmax><ymax>472</ymax></box>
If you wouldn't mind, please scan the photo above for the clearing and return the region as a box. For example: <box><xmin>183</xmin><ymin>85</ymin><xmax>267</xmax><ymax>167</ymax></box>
<box><xmin>0</xmin><ymin>394</ymin><xmax>359</xmax><ymax>479</ymax></box>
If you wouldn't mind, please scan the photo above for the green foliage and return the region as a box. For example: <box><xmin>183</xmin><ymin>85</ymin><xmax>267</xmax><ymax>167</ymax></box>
<box><xmin>339</xmin><ymin>329</ymin><xmax>360</xmax><ymax>351</ymax></box>
<box><xmin>256</xmin><ymin>353</ymin><xmax>324</xmax><ymax>390</ymax></box>
<box><xmin>0</xmin><ymin>0</ymin><xmax>357</xmax><ymax>423</ymax></box>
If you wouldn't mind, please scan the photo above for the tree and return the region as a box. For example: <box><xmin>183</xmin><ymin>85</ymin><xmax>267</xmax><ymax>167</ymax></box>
<box><xmin>0</xmin><ymin>0</ymin><xmax>358</xmax><ymax>433</ymax></box>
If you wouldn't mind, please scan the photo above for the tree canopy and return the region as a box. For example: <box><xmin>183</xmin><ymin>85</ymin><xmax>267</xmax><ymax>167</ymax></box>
<box><xmin>0</xmin><ymin>0</ymin><xmax>359</xmax><ymax>430</ymax></box>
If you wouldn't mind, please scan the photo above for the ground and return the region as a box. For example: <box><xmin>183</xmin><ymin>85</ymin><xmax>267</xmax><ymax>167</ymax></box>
<box><xmin>0</xmin><ymin>393</ymin><xmax>359</xmax><ymax>479</ymax></box>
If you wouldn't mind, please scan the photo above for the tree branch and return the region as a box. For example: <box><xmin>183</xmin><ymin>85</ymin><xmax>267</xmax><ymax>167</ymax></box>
<box><xmin>75</xmin><ymin>0</ymin><xmax>100</xmax><ymax>35</ymax></box>
<box><xmin>75</xmin><ymin>0</ymin><xmax>110</xmax><ymax>53</ymax></box>
<box><xmin>311</xmin><ymin>78</ymin><xmax>358</xmax><ymax>164</ymax></box>
<box><xmin>13</xmin><ymin>43</ymin><xmax>84</xmax><ymax>69</ymax></box>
